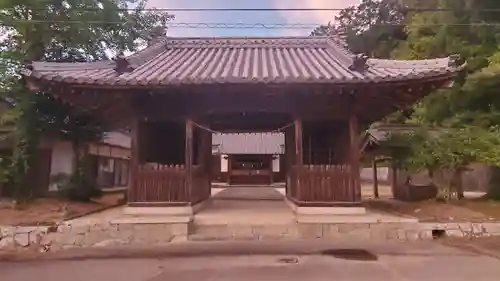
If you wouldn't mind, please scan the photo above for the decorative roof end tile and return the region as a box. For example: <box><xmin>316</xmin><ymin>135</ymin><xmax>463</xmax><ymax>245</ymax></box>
<box><xmin>113</xmin><ymin>53</ymin><xmax>135</xmax><ymax>74</ymax></box>
<box><xmin>21</xmin><ymin>61</ymin><xmax>34</xmax><ymax>76</ymax></box>
<box><xmin>349</xmin><ymin>54</ymin><xmax>369</xmax><ymax>72</ymax></box>
<box><xmin>147</xmin><ymin>26</ymin><xmax>166</xmax><ymax>46</ymax></box>
<box><xmin>448</xmin><ymin>54</ymin><xmax>461</xmax><ymax>67</ymax></box>
<box><xmin>327</xmin><ymin>25</ymin><xmax>349</xmax><ymax>49</ymax></box>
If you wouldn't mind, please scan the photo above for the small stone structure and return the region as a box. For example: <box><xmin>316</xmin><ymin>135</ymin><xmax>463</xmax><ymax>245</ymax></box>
<box><xmin>2</xmin><ymin>220</ymin><xmax>500</xmax><ymax>252</ymax></box>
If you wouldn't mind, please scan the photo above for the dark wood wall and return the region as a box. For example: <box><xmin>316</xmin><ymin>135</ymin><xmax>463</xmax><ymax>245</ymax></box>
<box><xmin>130</xmin><ymin>119</ymin><xmax>212</xmax><ymax>206</ymax></box>
<box><xmin>303</xmin><ymin>120</ymin><xmax>349</xmax><ymax>165</ymax></box>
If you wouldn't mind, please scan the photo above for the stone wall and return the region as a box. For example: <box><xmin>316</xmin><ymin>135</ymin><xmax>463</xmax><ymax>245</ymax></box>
<box><xmin>2</xmin><ymin>221</ymin><xmax>500</xmax><ymax>252</ymax></box>
<box><xmin>0</xmin><ymin>221</ymin><xmax>187</xmax><ymax>252</ymax></box>
<box><xmin>296</xmin><ymin>222</ymin><xmax>500</xmax><ymax>241</ymax></box>
<box><xmin>190</xmin><ymin>221</ymin><xmax>500</xmax><ymax>242</ymax></box>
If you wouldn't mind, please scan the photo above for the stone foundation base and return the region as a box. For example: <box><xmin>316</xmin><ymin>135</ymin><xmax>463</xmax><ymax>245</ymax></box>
<box><xmin>285</xmin><ymin>198</ymin><xmax>366</xmax><ymax>215</ymax></box>
<box><xmin>3</xmin><ymin>221</ymin><xmax>500</xmax><ymax>252</ymax></box>
<box><xmin>124</xmin><ymin>200</ymin><xmax>208</xmax><ymax>216</ymax></box>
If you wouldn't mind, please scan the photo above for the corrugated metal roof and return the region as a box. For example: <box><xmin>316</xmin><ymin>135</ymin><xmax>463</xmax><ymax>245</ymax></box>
<box><xmin>102</xmin><ymin>131</ymin><xmax>131</xmax><ymax>148</ymax></box>
<box><xmin>212</xmin><ymin>132</ymin><xmax>284</xmax><ymax>155</ymax></box>
<box><xmin>23</xmin><ymin>36</ymin><xmax>464</xmax><ymax>86</ymax></box>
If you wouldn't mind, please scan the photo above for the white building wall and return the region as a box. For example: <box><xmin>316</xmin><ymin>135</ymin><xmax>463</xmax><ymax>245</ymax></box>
<box><xmin>220</xmin><ymin>155</ymin><xmax>229</xmax><ymax>172</ymax></box>
<box><xmin>48</xmin><ymin>131</ymin><xmax>131</xmax><ymax>191</ymax></box>
<box><xmin>272</xmin><ymin>155</ymin><xmax>280</xmax><ymax>172</ymax></box>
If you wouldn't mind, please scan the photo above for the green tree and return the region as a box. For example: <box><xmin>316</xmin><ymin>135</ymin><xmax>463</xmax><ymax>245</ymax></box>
<box><xmin>380</xmin><ymin>127</ymin><xmax>500</xmax><ymax>200</ymax></box>
<box><xmin>335</xmin><ymin>0</ymin><xmax>407</xmax><ymax>58</ymax></box>
<box><xmin>393</xmin><ymin>0</ymin><xmax>500</xmax><ymax>127</ymax></box>
<box><xmin>0</xmin><ymin>0</ymin><xmax>174</xmax><ymax>200</ymax></box>
<box><xmin>310</xmin><ymin>23</ymin><xmax>332</xmax><ymax>36</ymax></box>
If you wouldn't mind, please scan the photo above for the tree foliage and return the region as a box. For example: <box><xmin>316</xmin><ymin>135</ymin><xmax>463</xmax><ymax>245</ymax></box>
<box><xmin>378</xmin><ymin>126</ymin><xmax>500</xmax><ymax>199</ymax></box>
<box><xmin>0</xmin><ymin>0</ymin><xmax>174</xmax><ymax>200</ymax></box>
<box><xmin>393</xmin><ymin>0</ymin><xmax>500</xmax><ymax>127</ymax></box>
<box><xmin>311</xmin><ymin>0</ymin><xmax>500</xmax><ymax>199</ymax></box>
<box><xmin>311</xmin><ymin>0</ymin><xmax>407</xmax><ymax>59</ymax></box>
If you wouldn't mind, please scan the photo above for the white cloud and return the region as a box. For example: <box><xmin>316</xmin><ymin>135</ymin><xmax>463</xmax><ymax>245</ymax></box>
<box><xmin>271</xmin><ymin>0</ymin><xmax>361</xmax><ymax>35</ymax></box>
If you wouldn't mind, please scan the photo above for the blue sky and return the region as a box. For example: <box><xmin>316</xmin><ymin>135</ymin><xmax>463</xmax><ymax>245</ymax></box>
<box><xmin>146</xmin><ymin>0</ymin><xmax>361</xmax><ymax>37</ymax></box>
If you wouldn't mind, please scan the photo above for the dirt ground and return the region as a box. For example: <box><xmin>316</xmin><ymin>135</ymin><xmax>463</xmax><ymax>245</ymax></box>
<box><xmin>0</xmin><ymin>193</ymin><xmax>124</xmax><ymax>226</ymax></box>
<box><xmin>364</xmin><ymin>198</ymin><xmax>500</xmax><ymax>222</ymax></box>
<box><xmin>361</xmin><ymin>182</ymin><xmax>500</xmax><ymax>222</ymax></box>
<box><xmin>442</xmin><ymin>236</ymin><xmax>500</xmax><ymax>259</ymax></box>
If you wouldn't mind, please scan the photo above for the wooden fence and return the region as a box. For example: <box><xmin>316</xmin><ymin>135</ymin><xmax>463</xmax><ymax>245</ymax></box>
<box><xmin>287</xmin><ymin>165</ymin><xmax>356</xmax><ymax>205</ymax></box>
<box><xmin>132</xmin><ymin>164</ymin><xmax>188</xmax><ymax>204</ymax></box>
<box><xmin>130</xmin><ymin>163</ymin><xmax>211</xmax><ymax>205</ymax></box>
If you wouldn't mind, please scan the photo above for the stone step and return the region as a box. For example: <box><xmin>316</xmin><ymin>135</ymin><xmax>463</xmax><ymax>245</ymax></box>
<box><xmin>188</xmin><ymin>223</ymin><xmax>298</xmax><ymax>241</ymax></box>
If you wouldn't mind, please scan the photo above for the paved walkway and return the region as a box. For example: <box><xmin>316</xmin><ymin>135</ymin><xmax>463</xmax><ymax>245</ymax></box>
<box><xmin>194</xmin><ymin>186</ymin><xmax>295</xmax><ymax>225</ymax></box>
<box><xmin>2</xmin><ymin>240</ymin><xmax>500</xmax><ymax>281</ymax></box>
<box><xmin>212</xmin><ymin>186</ymin><xmax>285</xmax><ymax>201</ymax></box>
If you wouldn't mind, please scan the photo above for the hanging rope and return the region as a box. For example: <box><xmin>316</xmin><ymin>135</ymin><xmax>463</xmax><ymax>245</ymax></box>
<box><xmin>271</xmin><ymin>122</ymin><xmax>295</xmax><ymax>133</ymax></box>
<box><xmin>192</xmin><ymin>120</ymin><xmax>295</xmax><ymax>135</ymax></box>
<box><xmin>191</xmin><ymin>121</ymin><xmax>221</xmax><ymax>134</ymax></box>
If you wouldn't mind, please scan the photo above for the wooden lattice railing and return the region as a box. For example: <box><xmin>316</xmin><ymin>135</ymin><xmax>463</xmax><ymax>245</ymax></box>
<box><xmin>130</xmin><ymin>163</ymin><xmax>211</xmax><ymax>205</ymax></box>
<box><xmin>132</xmin><ymin>164</ymin><xmax>188</xmax><ymax>203</ymax></box>
<box><xmin>287</xmin><ymin>165</ymin><xmax>357</xmax><ymax>205</ymax></box>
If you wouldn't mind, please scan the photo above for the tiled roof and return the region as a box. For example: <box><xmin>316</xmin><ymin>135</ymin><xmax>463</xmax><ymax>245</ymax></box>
<box><xmin>22</xmin><ymin>36</ymin><xmax>465</xmax><ymax>86</ymax></box>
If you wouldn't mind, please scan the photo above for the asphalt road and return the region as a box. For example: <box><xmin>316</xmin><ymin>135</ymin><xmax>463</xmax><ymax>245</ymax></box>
<box><xmin>1</xmin><ymin>240</ymin><xmax>499</xmax><ymax>281</ymax></box>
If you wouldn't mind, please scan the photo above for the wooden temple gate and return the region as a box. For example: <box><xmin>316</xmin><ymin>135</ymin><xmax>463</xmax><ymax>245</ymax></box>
<box><xmin>128</xmin><ymin>116</ymin><xmax>362</xmax><ymax>207</ymax></box>
<box><xmin>22</xmin><ymin>33</ymin><xmax>463</xmax><ymax>210</ymax></box>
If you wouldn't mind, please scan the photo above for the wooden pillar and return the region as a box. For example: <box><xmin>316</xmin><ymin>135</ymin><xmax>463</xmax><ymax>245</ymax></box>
<box><xmin>284</xmin><ymin>124</ymin><xmax>297</xmax><ymax>197</ymax></box>
<box><xmin>185</xmin><ymin>119</ymin><xmax>193</xmax><ymax>201</ymax></box>
<box><xmin>269</xmin><ymin>155</ymin><xmax>274</xmax><ymax>184</ymax></box>
<box><xmin>348</xmin><ymin>113</ymin><xmax>361</xmax><ymax>203</ymax></box>
<box><xmin>294</xmin><ymin>119</ymin><xmax>303</xmax><ymax>200</ymax></box>
<box><xmin>391</xmin><ymin>160</ymin><xmax>397</xmax><ymax>197</ymax></box>
<box><xmin>202</xmin><ymin>129</ymin><xmax>212</xmax><ymax>199</ymax></box>
<box><xmin>372</xmin><ymin>159</ymin><xmax>379</xmax><ymax>198</ymax></box>
<box><xmin>128</xmin><ymin>116</ymin><xmax>139</xmax><ymax>203</ymax></box>
<box><xmin>294</xmin><ymin>119</ymin><xmax>303</xmax><ymax>166</ymax></box>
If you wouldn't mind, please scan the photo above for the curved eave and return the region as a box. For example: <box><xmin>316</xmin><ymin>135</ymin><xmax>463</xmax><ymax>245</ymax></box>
<box><xmin>22</xmin><ymin>66</ymin><xmax>463</xmax><ymax>88</ymax></box>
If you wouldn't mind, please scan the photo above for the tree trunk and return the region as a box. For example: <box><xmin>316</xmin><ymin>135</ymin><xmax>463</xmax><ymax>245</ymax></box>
<box><xmin>391</xmin><ymin>160</ymin><xmax>397</xmax><ymax>197</ymax></box>
<box><xmin>453</xmin><ymin>168</ymin><xmax>465</xmax><ymax>200</ymax></box>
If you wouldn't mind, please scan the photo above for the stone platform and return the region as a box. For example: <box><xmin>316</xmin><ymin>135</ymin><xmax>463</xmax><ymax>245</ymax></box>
<box><xmin>190</xmin><ymin>186</ymin><xmax>426</xmax><ymax>241</ymax></box>
<box><xmin>3</xmin><ymin>186</ymin><xmax>500</xmax><ymax>251</ymax></box>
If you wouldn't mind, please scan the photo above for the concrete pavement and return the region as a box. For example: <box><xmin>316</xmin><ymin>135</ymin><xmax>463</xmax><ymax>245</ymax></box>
<box><xmin>1</xmin><ymin>240</ymin><xmax>499</xmax><ymax>281</ymax></box>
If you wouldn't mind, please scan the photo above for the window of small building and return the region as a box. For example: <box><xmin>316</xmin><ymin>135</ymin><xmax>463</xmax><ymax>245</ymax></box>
<box><xmin>97</xmin><ymin>157</ymin><xmax>129</xmax><ymax>188</ymax></box>
<box><xmin>97</xmin><ymin>157</ymin><xmax>115</xmax><ymax>187</ymax></box>
<box><xmin>113</xmin><ymin>159</ymin><xmax>129</xmax><ymax>187</ymax></box>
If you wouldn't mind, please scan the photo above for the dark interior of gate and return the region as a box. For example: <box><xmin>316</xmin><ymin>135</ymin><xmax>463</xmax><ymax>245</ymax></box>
<box><xmin>128</xmin><ymin>95</ymin><xmax>362</xmax><ymax>207</ymax></box>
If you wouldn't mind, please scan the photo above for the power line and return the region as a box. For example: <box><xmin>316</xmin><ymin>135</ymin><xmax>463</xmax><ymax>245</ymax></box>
<box><xmin>4</xmin><ymin>20</ymin><xmax>500</xmax><ymax>29</ymax></box>
<box><xmin>4</xmin><ymin>7</ymin><xmax>500</xmax><ymax>12</ymax></box>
